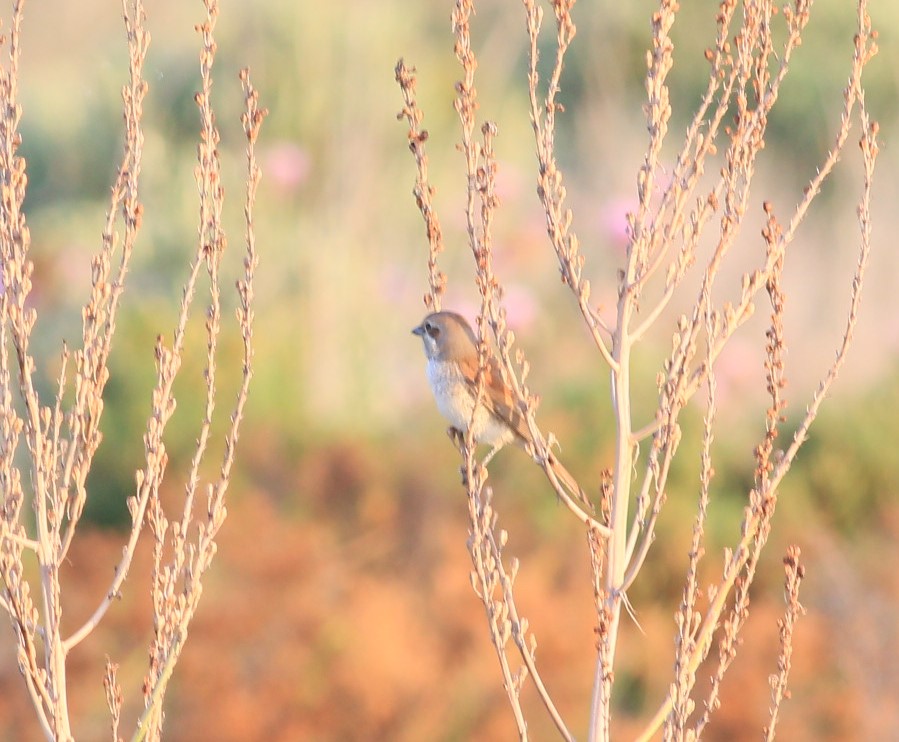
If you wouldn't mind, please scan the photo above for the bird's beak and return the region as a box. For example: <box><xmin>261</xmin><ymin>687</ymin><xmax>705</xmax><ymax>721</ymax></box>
<box><xmin>412</xmin><ymin>324</ymin><xmax>425</xmax><ymax>337</ymax></box>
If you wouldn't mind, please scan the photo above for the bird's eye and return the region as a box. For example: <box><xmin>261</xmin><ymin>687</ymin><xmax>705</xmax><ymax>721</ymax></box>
<box><xmin>426</xmin><ymin>321</ymin><xmax>440</xmax><ymax>338</ymax></box>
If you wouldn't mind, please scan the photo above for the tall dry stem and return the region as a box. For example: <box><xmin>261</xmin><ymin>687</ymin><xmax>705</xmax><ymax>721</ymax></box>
<box><xmin>0</xmin><ymin>1</ymin><xmax>265</xmax><ymax>739</ymax></box>
<box><xmin>397</xmin><ymin>0</ymin><xmax>878</xmax><ymax>739</ymax></box>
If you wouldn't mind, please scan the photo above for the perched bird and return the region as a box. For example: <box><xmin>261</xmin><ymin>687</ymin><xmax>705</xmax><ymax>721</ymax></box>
<box><xmin>411</xmin><ymin>310</ymin><xmax>584</xmax><ymax>500</ymax></box>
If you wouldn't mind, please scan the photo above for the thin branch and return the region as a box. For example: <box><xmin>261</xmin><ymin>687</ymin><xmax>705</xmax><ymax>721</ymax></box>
<box><xmin>666</xmin><ymin>293</ymin><xmax>717</xmax><ymax>738</ymax></box>
<box><xmin>395</xmin><ymin>59</ymin><xmax>445</xmax><ymax>311</ymax></box>
<box><xmin>764</xmin><ymin>546</ymin><xmax>805</xmax><ymax>741</ymax></box>
<box><xmin>62</xmin><ymin>0</ymin><xmax>150</xmax><ymax>653</ymax></box>
<box><xmin>522</xmin><ymin>0</ymin><xmax>617</xmax><ymax>372</ymax></box>
<box><xmin>59</xmin><ymin>0</ymin><xmax>149</xmax><ymax>558</ymax></box>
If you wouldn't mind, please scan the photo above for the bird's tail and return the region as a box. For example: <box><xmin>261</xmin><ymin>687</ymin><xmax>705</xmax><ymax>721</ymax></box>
<box><xmin>547</xmin><ymin>456</ymin><xmax>594</xmax><ymax>511</ymax></box>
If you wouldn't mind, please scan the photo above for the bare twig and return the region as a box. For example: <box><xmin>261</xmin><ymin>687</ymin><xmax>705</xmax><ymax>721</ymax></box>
<box><xmin>0</xmin><ymin>0</ymin><xmax>262</xmax><ymax>737</ymax></box>
<box><xmin>764</xmin><ymin>546</ymin><xmax>805</xmax><ymax>741</ymax></box>
<box><xmin>395</xmin><ymin>59</ymin><xmax>446</xmax><ymax>311</ymax></box>
<box><xmin>522</xmin><ymin>0</ymin><xmax>616</xmax><ymax>370</ymax></box>
<box><xmin>63</xmin><ymin>0</ymin><xmax>150</xmax><ymax>654</ymax></box>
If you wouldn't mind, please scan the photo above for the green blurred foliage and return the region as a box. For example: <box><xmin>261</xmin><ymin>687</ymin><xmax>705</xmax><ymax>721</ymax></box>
<box><xmin>9</xmin><ymin>0</ymin><xmax>899</xmax><ymax>542</ymax></box>
<box><xmin>789</xmin><ymin>380</ymin><xmax>899</xmax><ymax>535</ymax></box>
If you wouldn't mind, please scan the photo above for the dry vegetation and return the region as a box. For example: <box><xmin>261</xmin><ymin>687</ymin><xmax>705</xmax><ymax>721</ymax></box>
<box><xmin>0</xmin><ymin>0</ymin><xmax>265</xmax><ymax>738</ymax></box>
<box><xmin>0</xmin><ymin>0</ymin><xmax>891</xmax><ymax>740</ymax></box>
<box><xmin>398</xmin><ymin>0</ymin><xmax>877</xmax><ymax>739</ymax></box>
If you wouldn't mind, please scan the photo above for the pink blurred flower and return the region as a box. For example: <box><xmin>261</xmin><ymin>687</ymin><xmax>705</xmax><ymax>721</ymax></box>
<box><xmin>712</xmin><ymin>339</ymin><xmax>762</xmax><ymax>409</ymax></box>
<box><xmin>442</xmin><ymin>287</ymin><xmax>538</xmax><ymax>334</ymax></box>
<box><xmin>501</xmin><ymin>286</ymin><xmax>538</xmax><ymax>329</ymax></box>
<box><xmin>598</xmin><ymin>174</ymin><xmax>674</xmax><ymax>254</ymax></box>
<box><xmin>598</xmin><ymin>196</ymin><xmax>634</xmax><ymax>252</ymax></box>
<box><xmin>263</xmin><ymin>141</ymin><xmax>311</xmax><ymax>193</ymax></box>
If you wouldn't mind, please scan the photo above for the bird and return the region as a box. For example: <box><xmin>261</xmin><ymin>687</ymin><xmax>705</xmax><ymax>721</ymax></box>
<box><xmin>411</xmin><ymin>310</ymin><xmax>587</xmax><ymax>503</ymax></box>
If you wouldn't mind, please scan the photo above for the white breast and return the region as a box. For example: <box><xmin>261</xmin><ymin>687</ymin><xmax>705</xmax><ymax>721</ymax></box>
<box><xmin>425</xmin><ymin>360</ymin><xmax>513</xmax><ymax>447</ymax></box>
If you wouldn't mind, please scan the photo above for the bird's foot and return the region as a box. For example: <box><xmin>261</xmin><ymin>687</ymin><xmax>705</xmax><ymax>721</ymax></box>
<box><xmin>446</xmin><ymin>426</ymin><xmax>465</xmax><ymax>451</ymax></box>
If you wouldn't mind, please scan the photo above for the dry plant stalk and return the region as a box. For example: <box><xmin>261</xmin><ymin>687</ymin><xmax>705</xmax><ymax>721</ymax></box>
<box><xmin>0</xmin><ymin>0</ymin><xmax>265</xmax><ymax>739</ymax></box>
<box><xmin>397</xmin><ymin>0</ymin><xmax>878</xmax><ymax>740</ymax></box>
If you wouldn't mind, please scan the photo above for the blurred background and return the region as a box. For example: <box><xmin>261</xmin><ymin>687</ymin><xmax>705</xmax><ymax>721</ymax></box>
<box><xmin>1</xmin><ymin>0</ymin><xmax>898</xmax><ymax>739</ymax></box>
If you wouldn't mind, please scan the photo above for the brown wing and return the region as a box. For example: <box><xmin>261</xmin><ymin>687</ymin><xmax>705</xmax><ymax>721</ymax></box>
<box><xmin>460</xmin><ymin>352</ymin><xmax>589</xmax><ymax>504</ymax></box>
<box><xmin>459</xmin><ymin>354</ymin><xmax>533</xmax><ymax>445</ymax></box>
